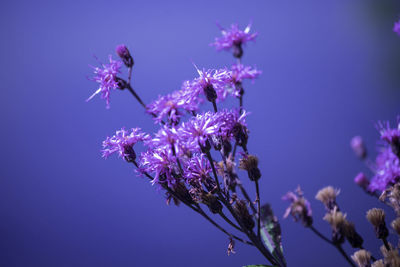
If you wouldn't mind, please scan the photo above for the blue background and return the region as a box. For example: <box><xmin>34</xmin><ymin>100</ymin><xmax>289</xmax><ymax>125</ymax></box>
<box><xmin>1</xmin><ymin>0</ymin><xmax>400</xmax><ymax>266</ymax></box>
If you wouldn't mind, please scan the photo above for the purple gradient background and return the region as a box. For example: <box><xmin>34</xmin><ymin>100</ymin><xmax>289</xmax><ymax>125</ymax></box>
<box><xmin>1</xmin><ymin>0</ymin><xmax>400</xmax><ymax>266</ymax></box>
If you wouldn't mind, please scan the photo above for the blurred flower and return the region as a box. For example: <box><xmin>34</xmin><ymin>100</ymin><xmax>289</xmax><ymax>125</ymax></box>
<box><xmin>351</xmin><ymin>136</ymin><xmax>367</xmax><ymax>159</ymax></box>
<box><xmin>102</xmin><ymin>128</ymin><xmax>150</xmax><ymax>160</ymax></box>
<box><xmin>116</xmin><ymin>44</ymin><xmax>134</xmax><ymax>67</ymax></box>
<box><xmin>211</xmin><ymin>23</ymin><xmax>258</xmax><ymax>58</ymax></box>
<box><xmin>282</xmin><ymin>186</ymin><xmax>313</xmax><ymax>227</ymax></box>
<box><xmin>394</xmin><ymin>19</ymin><xmax>400</xmax><ymax>36</ymax></box>
<box><xmin>368</xmin><ymin>147</ymin><xmax>400</xmax><ymax>192</ymax></box>
<box><xmin>315</xmin><ymin>186</ymin><xmax>340</xmax><ymax>211</ymax></box>
<box><xmin>87</xmin><ymin>55</ymin><xmax>122</xmax><ymax>109</ymax></box>
<box><xmin>228</xmin><ymin>64</ymin><xmax>261</xmax><ymax>97</ymax></box>
<box><xmin>354</xmin><ymin>172</ymin><xmax>370</xmax><ymax>191</ymax></box>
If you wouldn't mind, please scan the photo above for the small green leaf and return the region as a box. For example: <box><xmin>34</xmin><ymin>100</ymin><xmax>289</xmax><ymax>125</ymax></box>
<box><xmin>259</xmin><ymin>204</ymin><xmax>286</xmax><ymax>266</ymax></box>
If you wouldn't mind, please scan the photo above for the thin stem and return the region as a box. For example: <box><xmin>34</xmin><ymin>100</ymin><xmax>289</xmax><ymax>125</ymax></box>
<box><xmin>239</xmin><ymin>95</ymin><xmax>243</xmax><ymax>114</ymax></box>
<box><xmin>127</xmin><ymin>67</ymin><xmax>133</xmax><ymax>85</ymax></box>
<box><xmin>309</xmin><ymin>226</ymin><xmax>356</xmax><ymax>267</ymax></box>
<box><xmin>382</xmin><ymin>238</ymin><xmax>391</xmax><ymax>251</ymax></box>
<box><xmin>238</xmin><ymin>184</ymin><xmax>257</xmax><ymax>214</ymax></box>
<box><xmin>127</xmin><ymin>84</ymin><xmax>146</xmax><ymax>108</ymax></box>
<box><xmin>196</xmin><ymin>205</ymin><xmax>254</xmax><ymax>246</ymax></box>
<box><xmin>336</xmin><ymin>245</ymin><xmax>356</xmax><ymax>267</ymax></box>
<box><xmin>205</xmin><ymin>150</ymin><xmax>223</xmax><ymax>197</ymax></box>
<box><xmin>309</xmin><ymin>225</ymin><xmax>333</xmax><ymax>245</ymax></box>
<box><xmin>255</xmin><ymin>180</ymin><xmax>261</xmax><ymax>237</ymax></box>
<box><xmin>212</xmin><ymin>100</ymin><xmax>218</xmax><ymax>112</ymax></box>
<box><xmin>219</xmin><ymin>211</ymin><xmax>242</xmax><ymax>232</ymax></box>
<box><xmin>171</xmin><ymin>145</ymin><xmax>184</xmax><ymax>176</ymax></box>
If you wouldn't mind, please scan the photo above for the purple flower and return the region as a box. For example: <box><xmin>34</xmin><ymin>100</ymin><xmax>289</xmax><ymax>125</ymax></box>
<box><xmin>102</xmin><ymin>128</ymin><xmax>150</xmax><ymax>160</ymax></box>
<box><xmin>354</xmin><ymin>172</ymin><xmax>370</xmax><ymax>190</ymax></box>
<box><xmin>228</xmin><ymin>64</ymin><xmax>262</xmax><ymax>97</ymax></box>
<box><xmin>87</xmin><ymin>55</ymin><xmax>122</xmax><ymax>109</ymax></box>
<box><xmin>282</xmin><ymin>186</ymin><xmax>313</xmax><ymax>227</ymax></box>
<box><xmin>140</xmin><ymin>147</ymin><xmax>179</xmax><ymax>187</ymax></box>
<box><xmin>180</xmin><ymin>111</ymin><xmax>222</xmax><ymax>147</ymax></box>
<box><xmin>145</xmin><ymin>125</ymin><xmax>181</xmax><ymax>152</ymax></box>
<box><xmin>377</xmin><ymin>119</ymin><xmax>400</xmax><ymax>145</ymax></box>
<box><xmin>368</xmin><ymin>147</ymin><xmax>400</xmax><ymax>192</ymax></box>
<box><xmin>217</xmin><ymin>109</ymin><xmax>249</xmax><ymax>142</ymax></box>
<box><xmin>188</xmin><ymin>65</ymin><xmax>232</xmax><ymax>103</ymax></box>
<box><xmin>394</xmin><ymin>19</ymin><xmax>400</xmax><ymax>36</ymax></box>
<box><xmin>211</xmin><ymin>23</ymin><xmax>258</xmax><ymax>58</ymax></box>
<box><xmin>146</xmin><ymin>92</ymin><xmax>183</xmax><ymax>125</ymax></box>
<box><xmin>116</xmin><ymin>44</ymin><xmax>134</xmax><ymax>67</ymax></box>
<box><xmin>184</xmin><ymin>153</ymin><xmax>212</xmax><ymax>183</ymax></box>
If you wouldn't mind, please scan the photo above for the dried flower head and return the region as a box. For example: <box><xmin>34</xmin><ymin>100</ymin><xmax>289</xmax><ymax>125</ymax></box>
<box><xmin>323</xmin><ymin>208</ymin><xmax>346</xmax><ymax>244</ymax></box>
<box><xmin>371</xmin><ymin>259</ymin><xmax>384</xmax><ymax>267</ymax></box>
<box><xmin>391</xmin><ymin>217</ymin><xmax>400</xmax><ymax>235</ymax></box>
<box><xmin>282</xmin><ymin>186</ymin><xmax>313</xmax><ymax>227</ymax></box>
<box><xmin>227</xmin><ymin>237</ymin><xmax>235</xmax><ymax>256</ymax></box>
<box><xmin>239</xmin><ymin>154</ymin><xmax>261</xmax><ymax>181</ymax></box>
<box><xmin>343</xmin><ymin>221</ymin><xmax>364</xmax><ymax>248</ymax></box>
<box><xmin>315</xmin><ymin>186</ymin><xmax>340</xmax><ymax>211</ymax></box>
<box><xmin>366</xmin><ymin>208</ymin><xmax>388</xmax><ymax>239</ymax></box>
<box><xmin>380</xmin><ymin>183</ymin><xmax>400</xmax><ymax>215</ymax></box>
<box><xmin>351</xmin><ymin>250</ymin><xmax>371</xmax><ymax>267</ymax></box>
<box><xmin>233</xmin><ymin>200</ymin><xmax>254</xmax><ymax>230</ymax></box>
<box><xmin>87</xmin><ymin>55</ymin><xmax>122</xmax><ymax>108</ymax></box>
<box><xmin>380</xmin><ymin>244</ymin><xmax>400</xmax><ymax>266</ymax></box>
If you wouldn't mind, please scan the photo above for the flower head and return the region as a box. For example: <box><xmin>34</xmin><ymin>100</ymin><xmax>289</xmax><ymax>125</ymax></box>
<box><xmin>211</xmin><ymin>23</ymin><xmax>258</xmax><ymax>58</ymax></box>
<box><xmin>180</xmin><ymin>111</ymin><xmax>222</xmax><ymax>147</ymax></box>
<box><xmin>189</xmin><ymin>65</ymin><xmax>232</xmax><ymax>102</ymax></box>
<box><xmin>184</xmin><ymin>153</ymin><xmax>212</xmax><ymax>183</ymax></box>
<box><xmin>87</xmin><ymin>55</ymin><xmax>122</xmax><ymax>109</ymax></box>
<box><xmin>102</xmin><ymin>128</ymin><xmax>150</xmax><ymax>160</ymax></box>
<box><xmin>146</xmin><ymin>92</ymin><xmax>183</xmax><ymax>125</ymax></box>
<box><xmin>282</xmin><ymin>186</ymin><xmax>313</xmax><ymax>227</ymax></box>
<box><xmin>368</xmin><ymin>147</ymin><xmax>400</xmax><ymax>192</ymax></box>
<box><xmin>377</xmin><ymin>119</ymin><xmax>400</xmax><ymax>145</ymax></box>
<box><xmin>140</xmin><ymin>147</ymin><xmax>179</xmax><ymax>187</ymax></box>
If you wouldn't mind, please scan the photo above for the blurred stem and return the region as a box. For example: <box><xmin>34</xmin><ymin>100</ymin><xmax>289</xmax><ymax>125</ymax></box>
<box><xmin>255</xmin><ymin>180</ymin><xmax>261</xmax><ymax>237</ymax></box>
<box><xmin>309</xmin><ymin>225</ymin><xmax>356</xmax><ymax>267</ymax></box>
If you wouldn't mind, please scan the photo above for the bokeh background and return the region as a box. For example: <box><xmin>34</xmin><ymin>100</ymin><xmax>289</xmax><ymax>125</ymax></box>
<box><xmin>1</xmin><ymin>0</ymin><xmax>400</xmax><ymax>266</ymax></box>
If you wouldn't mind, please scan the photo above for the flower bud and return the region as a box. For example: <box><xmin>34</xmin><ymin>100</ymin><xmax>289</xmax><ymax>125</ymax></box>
<box><xmin>202</xmin><ymin>193</ymin><xmax>223</xmax><ymax>214</ymax></box>
<box><xmin>204</xmin><ymin>83</ymin><xmax>218</xmax><ymax>103</ymax></box>
<box><xmin>343</xmin><ymin>221</ymin><xmax>364</xmax><ymax>248</ymax></box>
<box><xmin>354</xmin><ymin>173</ymin><xmax>370</xmax><ymax>191</ymax></box>
<box><xmin>232</xmin><ymin>43</ymin><xmax>243</xmax><ymax>58</ymax></box>
<box><xmin>116</xmin><ymin>44</ymin><xmax>134</xmax><ymax>68</ymax></box>
<box><xmin>115</xmin><ymin>77</ymin><xmax>128</xmax><ymax>90</ymax></box>
<box><xmin>366</xmin><ymin>208</ymin><xmax>388</xmax><ymax>239</ymax></box>
<box><xmin>123</xmin><ymin>146</ymin><xmax>136</xmax><ymax>162</ymax></box>
<box><xmin>233</xmin><ymin>200</ymin><xmax>254</xmax><ymax>230</ymax></box>
<box><xmin>351</xmin><ymin>136</ymin><xmax>367</xmax><ymax>159</ymax></box>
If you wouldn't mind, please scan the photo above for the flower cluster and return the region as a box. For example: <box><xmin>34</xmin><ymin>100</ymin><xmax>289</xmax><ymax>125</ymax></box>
<box><xmin>351</xmin><ymin>119</ymin><xmax>400</xmax><ymax>193</ymax></box>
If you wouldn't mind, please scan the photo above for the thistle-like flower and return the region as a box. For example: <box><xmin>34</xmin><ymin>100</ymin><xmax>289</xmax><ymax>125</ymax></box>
<box><xmin>282</xmin><ymin>186</ymin><xmax>313</xmax><ymax>227</ymax></box>
<box><xmin>366</xmin><ymin>208</ymin><xmax>388</xmax><ymax>240</ymax></box>
<box><xmin>102</xmin><ymin>128</ymin><xmax>150</xmax><ymax>161</ymax></box>
<box><xmin>184</xmin><ymin>153</ymin><xmax>213</xmax><ymax>183</ymax></box>
<box><xmin>211</xmin><ymin>23</ymin><xmax>258</xmax><ymax>58</ymax></box>
<box><xmin>87</xmin><ymin>55</ymin><xmax>122</xmax><ymax>108</ymax></box>
<box><xmin>368</xmin><ymin>147</ymin><xmax>400</xmax><ymax>192</ymax></box>
<box><xmin>377</xmin><ymin>119</ymin><xmax>400</xmax><ymax>157</ymax></box>
<box><xmin>228</xmin><ymin>64</ymin><xmax>262</xmax><ymax>97</ymax></box>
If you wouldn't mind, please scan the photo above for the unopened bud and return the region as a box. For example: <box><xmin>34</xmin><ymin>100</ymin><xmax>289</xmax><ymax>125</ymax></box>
<box><xmin>354</xmin><ymin>173</ymin><xmax>370</xmax><ymax>191</ymax></box>
<box><xmin>116</xmin><ymin>44</ymin><xmax>134</xmax><ymax>67</ymax></box>
<box><xmin>204</xmin><ymin>83</ymin><xmax>217</xmax><ymax>102</ymax></box>
<box><xmin>202</xmin><ymin>193</ymin><xmax>223</xmax><ymax>214</ymax></box>
<box><xmin>115</xmin><ymin>77</ymin><xmax>128</xmax><ymax>90</ymax></box>
<box><xmin>232</xmin><ymin>43</ymin><xmax>243</xmax><ymax>58</ymax></box>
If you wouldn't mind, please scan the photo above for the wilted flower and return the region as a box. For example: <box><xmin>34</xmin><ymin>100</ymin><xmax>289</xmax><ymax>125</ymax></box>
<box><xmin>351</xmin><ymin>250</ymin><xmax>371</xmax><ymax>267</ymax></box>
<box><xmin>102</xmin><ymin>128</ymin><xmax>150</xmax><ymax>161</ymax></box>
<box><xmin>87</xmin><ymin>55</ymin><xmax>122</xmax><ymax>108</ymax></box>
<box><xmin>282</xmin><ymin>186</ymin><xmax>313</xmax><ymax>227</ymax></box>
<box><xmin>315</xmin><ymin>186</ymin><xmax>340</xmax><ymax>211</ymax></box>
<box><xmin>323</xmin><ymin>207</ymin><xmax>347</xmax><ymax>244</ymax></box>
<box><xmin>366</xmin><ymin>208</ymin><xmax>388</xmax><ymax>240</ymax></box>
